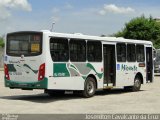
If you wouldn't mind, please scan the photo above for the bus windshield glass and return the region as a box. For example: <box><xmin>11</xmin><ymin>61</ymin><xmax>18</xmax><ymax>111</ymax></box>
<box><xmin>7</xmin><ymin>32</ymin><xmax>42</xmax><ymax>56</ymax></box>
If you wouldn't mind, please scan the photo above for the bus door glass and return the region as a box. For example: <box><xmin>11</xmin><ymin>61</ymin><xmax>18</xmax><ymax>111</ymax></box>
<box><xmin>103</xmin><ymin>44</ymin><xmax>116</xmax><ymax>86</ymax></box>
<box><xmin>146</xmin><ymin>47</ymin><xmax>153</xmax><ymax>82</ymax></box>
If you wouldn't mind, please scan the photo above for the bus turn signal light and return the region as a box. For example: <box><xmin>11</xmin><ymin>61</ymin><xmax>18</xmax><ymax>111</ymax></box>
<box><xmin>38</xmin><ymin>63</ymin><xmax>45</xmax><ymax>81</ymax></box>
<box><xmin>4</xmin><ymin>64</ymin><xmax>10</xmax><ymax>80</ymax></box>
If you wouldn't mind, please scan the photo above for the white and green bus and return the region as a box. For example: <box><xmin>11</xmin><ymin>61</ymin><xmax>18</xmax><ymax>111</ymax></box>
<box><xmin>154</xmin><ymin>49</ymin><xmax>160</xmax><ymax>75</ymax></box>
<box><xmin>4</xmin><ymin>30</ymin><xmax>154</xmax><ymax>97</ymax></box>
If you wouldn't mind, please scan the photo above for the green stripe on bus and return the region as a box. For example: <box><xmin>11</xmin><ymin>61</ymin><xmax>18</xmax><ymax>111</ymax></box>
<box><xmin>53</xmin><ymin>63</ymin><xmax>70</xmax><ymax>77</ymax></box>
<box><xmin>4</xmin><ymin>77</ymin><xmax>48</xmax><ymax>89</ymax></box>
<box><xmin>53</xmin><ymin>63</ymin><xmax>103</xmax><ymax>80</ymax></box>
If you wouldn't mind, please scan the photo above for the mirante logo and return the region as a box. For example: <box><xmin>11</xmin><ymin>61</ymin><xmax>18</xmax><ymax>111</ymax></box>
<box><xmin>121</xmin><ymin>64</ymin><xmax>137</xmax><ymax>71</ymax></box>
<box><xmin>9</xmin><ymin>60</ymin><xmax>20</xmax><ymax>63</ymax></box>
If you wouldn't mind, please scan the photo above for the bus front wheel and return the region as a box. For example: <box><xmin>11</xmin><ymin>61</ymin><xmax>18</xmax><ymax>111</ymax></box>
<box><xmin>82</xmin><ymin>77</ymin><xmax>96</xmax><ymax>98</ymax></box>
<box><xmin>132</xmin><ymin>76</ymin><xmax>141</xmax><ymax>92</ymax></box>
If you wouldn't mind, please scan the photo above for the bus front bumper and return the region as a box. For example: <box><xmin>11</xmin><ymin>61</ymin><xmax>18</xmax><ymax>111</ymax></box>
<box><xmin>154</xmin><ymin>69</ymin><xmax>160</xmax><ymax>76</ymax></box>
<box><xmin>4</xmin><ymin>77</ymin><xmax>48</xmax><ymax>89</ymax></box>
<box><xmin>154</xmin><ymin>73</ymin><xmax>160</xmax><ymax>76</ymax></box>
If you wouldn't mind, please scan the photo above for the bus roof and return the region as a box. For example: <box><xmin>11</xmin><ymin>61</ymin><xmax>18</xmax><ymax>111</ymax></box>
<box><xmin>41</xmin><ymin>30</ymin><xmax>152</xmax><ymax>45</ymax></box>
<box><xmin>7</xmin><ymin>30</ymin><xmax>153</xmax><ymax>45</ymax></box>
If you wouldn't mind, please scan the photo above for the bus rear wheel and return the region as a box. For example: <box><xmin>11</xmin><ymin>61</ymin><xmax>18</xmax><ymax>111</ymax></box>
<box><xmin>132</xmin><ymin>76</ymin><xmax>141</xmax><ymax>92</ymax></box>
<box><xmin>82</xmin><ymin>77</ymin><xmax>96</xmax><ymax>98</ymax></box>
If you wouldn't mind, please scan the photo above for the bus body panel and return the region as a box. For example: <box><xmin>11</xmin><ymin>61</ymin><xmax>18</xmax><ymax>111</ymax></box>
<box><xmin>5</xmin><ymin>56</ymin><xmax>43</xmax><ymax>82</ymax></box>
<box><xmin>4</xmin><ymin>32</ymin><xmax>47</xmax><ymax>89</ymax></box>
<box><xmin>4</xmin><ymin>57</ymin><xmax>47</xmax><ymax>89</ymax></box>
<box><xmin>47</xmin><ymin>62</ymin><xmax>103</xmax><ymax>90</ymax></box>
<box><xmin>116</xmin><ymin>62</ymin><xmax>146</xmax><ymax>86</ymax></box>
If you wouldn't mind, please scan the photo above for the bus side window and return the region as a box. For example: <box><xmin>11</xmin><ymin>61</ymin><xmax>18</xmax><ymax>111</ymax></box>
<box><xmin>69</xmin><ymin>39</ymin><xmax>86</xmax><ymax>62</ymax></box>
<box><xmin>87</xmin><ymin>41</ymin><xmax>102</xmax><ymax>62</ymax></box>
<box><xmin>50</xmin><ymin>37</ymin><xmax>69</xmax><ymax>62</ymax></box>
<box><xmin>136</xmin><ymin>45</ymin><xmax>145</xmax><ymax>62</ymax></box>
<box><xmin>117</xmin><ymin>43</ymin><xmax>126</xmax><ymax>62</ymax></box>
<box><xmin>127</xmin><ymin>44</ymin><xmax>136</xmax><ymax>62</ymax></box>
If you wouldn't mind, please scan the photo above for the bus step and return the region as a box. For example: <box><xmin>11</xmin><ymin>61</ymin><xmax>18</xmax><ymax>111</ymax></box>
<box><xmin>104</xmin><ymin>83</ymin><xmax>113</xmax><ymax>87</ymax></box>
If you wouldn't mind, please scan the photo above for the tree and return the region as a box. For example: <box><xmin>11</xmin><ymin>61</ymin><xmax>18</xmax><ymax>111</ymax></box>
<box><xmin>113</xmin><ymin>16</ymin><xmax>160</xmax><ymax>49</ymax></box>
<box><xmin>0</xmin><ymin>37</ymin><xmax>4</xmax><ymax>48</ymax></box>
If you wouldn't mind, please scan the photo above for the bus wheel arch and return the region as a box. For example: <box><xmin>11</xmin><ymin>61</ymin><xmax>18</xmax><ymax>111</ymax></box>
<box><xmin>86</xmin><ymin>74</ymin><xmax>97</xmax><ymax>88</ymax></box>
<box><xmin>82</xmin><ymin>74</ymin><xmax>97</xmax><ymax>98</ymax></box>
<box><xmin>135</xmin><ymin>72</ymin><xmax>143</xmax><ymax>84</ymax></box>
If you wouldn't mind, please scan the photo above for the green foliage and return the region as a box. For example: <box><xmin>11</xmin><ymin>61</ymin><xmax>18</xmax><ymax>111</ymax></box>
<box><xmin>153</xmin><ymin>37</ymin><xmax>160</xmax><ymax>49</ymax></box>
<box><xmin>0</xmin><ymin>37</ymin><xmax>4</xmax><ymax>48</ymax></box>
<box><xmin>112</xmin><ymin>30</ymin><xmax>125</xmax><ymax>37</ymax></box>
<box><xmin>113</xmin><ymin>16</ymin><xmax>160</xmax><ymax>49</ymax></box>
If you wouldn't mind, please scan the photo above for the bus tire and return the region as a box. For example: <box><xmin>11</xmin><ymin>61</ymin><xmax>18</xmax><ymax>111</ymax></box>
<box><xmin>82</xmin><ymin>77</ymin><xmax>96</xmax><ymax>98</ymax></box>
<box><xmin>132</xmin><ymin>76</ymin><xmax>141</xmax><ymax>92</ymax></box>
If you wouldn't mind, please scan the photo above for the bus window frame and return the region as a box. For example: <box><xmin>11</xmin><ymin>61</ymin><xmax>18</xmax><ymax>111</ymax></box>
<box><xmin>127</xmin><ymin>44</ymin><xmax>136</xmax><ymax>62</ymax></box>
<box><xmin>136</xmin><ymin>44</ymin><xmax>145</xmax><ymax>62</ymax></box>
<box><xmin>50</xmin><ymin>37</ymin><xmax>69</xmax><ymax>62</ymax></box>
<box><xmin>116</xmin><ymin>43</ymin><xmax>126</xmax><ymax>62</ymax></box>
<box><xmin>6</xmin><ymin>32</ymin><xmax>43</xmax><ymax>57</ymax></box>
<box><xmin>87</xmin><ymin>40</ymin><xmax>102</xmax><ymax>62</ymax></box>
<box><xmin>69</xmin><ymin>39</ymin><xmax>86</xmax><ymax>62</ymax></box>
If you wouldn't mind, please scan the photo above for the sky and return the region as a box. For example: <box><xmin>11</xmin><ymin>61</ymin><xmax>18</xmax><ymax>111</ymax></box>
<box><xmin>0</xmin><ymin>0</ymin><xmax>160</xmax><ymax>36</ymax></box>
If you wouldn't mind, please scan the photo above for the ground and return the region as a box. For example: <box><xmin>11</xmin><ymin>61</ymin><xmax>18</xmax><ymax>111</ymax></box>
<box><xmin>0</xmin><ymin>71</ymin><xmax>160</xmax><ymax>114</ymax></box>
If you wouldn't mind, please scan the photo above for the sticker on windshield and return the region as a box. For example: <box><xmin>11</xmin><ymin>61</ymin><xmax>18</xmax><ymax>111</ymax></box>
<box><xmin>31</xmin><ymin>44</ymin><xmax>40</xmax><ymax>52</ymax></box>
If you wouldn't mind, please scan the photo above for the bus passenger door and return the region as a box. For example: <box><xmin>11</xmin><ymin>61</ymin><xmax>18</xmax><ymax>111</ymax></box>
<box><xmin>146</xmin><ymin>47</ymin><xmax>153</xmax><ymax>82</ymax></box>
<box><xmin>103</xmin><ymin>45</ymin><xmax>116</xmax><ymax>86</ymax></box>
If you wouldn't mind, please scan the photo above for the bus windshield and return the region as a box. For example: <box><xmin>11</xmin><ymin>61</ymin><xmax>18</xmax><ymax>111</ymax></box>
<box><xmin>7</xmin><ymin>32</ymin><xmax>42</xmax><ymax>56</ymax></box>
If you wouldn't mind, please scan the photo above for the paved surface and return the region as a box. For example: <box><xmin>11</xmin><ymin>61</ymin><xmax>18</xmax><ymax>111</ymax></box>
<box><xmin>0</xmin><ymin>71</ymin><xmax>160</xmax><ymax>114</ymax></box>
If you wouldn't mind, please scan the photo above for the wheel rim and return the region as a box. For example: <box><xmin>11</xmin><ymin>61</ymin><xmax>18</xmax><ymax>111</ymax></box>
<box><xmin>87</xmin><ymin>81</ymin><xmax>95</xmax><ymax>95</ymax></box>
<box><xmin>134</xmin><ymin>79</ymin><xmax>141</xmax><ymax>89</ymax></box>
